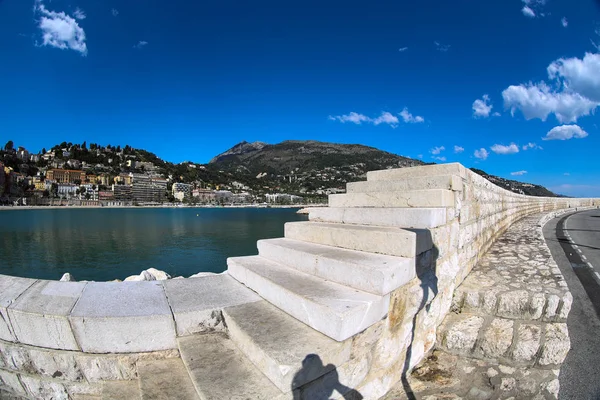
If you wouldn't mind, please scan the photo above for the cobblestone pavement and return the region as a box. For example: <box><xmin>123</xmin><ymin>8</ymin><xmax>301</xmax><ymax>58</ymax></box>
<box><xmin>383</xmin><ymin>213</ymin><xmax>570</xmax><ymax>400</ymax></box>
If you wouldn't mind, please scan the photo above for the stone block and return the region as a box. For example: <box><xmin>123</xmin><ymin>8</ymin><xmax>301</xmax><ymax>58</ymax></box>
<box><xmin>8</xmin><ymin>280</ymin><xmax>86</xmax><ymax>350</ymax></box>
<box><xmin>228</xmin><ymin>255</ymin><xmax>389</xmax><ymax>342</ymax></box>
<box><xmin>257</xmin><ymin>238</ymin><xmax>415</xmax><ymax>296</ymax></box>
<box><xmin>70</xmin><ymin>281</ymin><xmax>176</xmax><ymax>353</ymax></box>
<box><xmin>346</xmin><ymin>175</ymin><xmax>463</xmax><ymax>193</ymax></box>
<box><xmin>513</xmin><ymin>324</ymin><xmax>541</xmax><ymax>363</ymax></box>
<box><xmin>328</xmin><ymin>189</ymin><xmax>455</xmax><ymax>208</ymax></box>
<box><xmin>497</xmin><ymin>290</ymin><xmax>529</xmax><ymax>319</ymax></box>
<box><xmin>0</xmin><ymin>368</ymin><xmax>27</xmax><ymax>396</ymax></box>
<box><xmin>223</xmin><ymin>300</ymin><xmax>351</xmax><ymax>392</ymax></box>
<box><xmin>101</xmin><ymin>380</ymin><xmax>141</xmax><ymax>400</ymax></box>
<box><xmin>138</xmin><ymin>358</ymin><xmax>199</xmax><ymax>400</ymax></box>
<box><xmin>178</xmin><ymin>333</ymin><xmax>284</xmax><ymax>400</ymax></box>
<box><xmin>0</xmin><ymin>275</ymin><xmax>37</xmax><ymax>342</ymax></box>
<box><xmin>442</xmin><ymin>315</ymin><xmax>484</xmax><ymax>353</ymax></box>
<box><xmin>284</xmin><ymin>221</ymin><xmax>432</xmax><ymax>258</ymax></box>
<box><xmin>479</xmin><ymin>318</ymin><xmax>514</xmax><ymax>358</ymax></box>
<box><xmin>163</xmin><ymin>274</ymin><xmax>260</xmax><ymax>336</ymax></box>
<box><xmin>366</xmin><ymin>163</ymin><xmax>466</xmax><ymax>181</ymax></box>
<box><xmin>307</xmin><ymin>207</ymin><xmax>447</xmax><ymax>229</ymax></box>
<box><xmin>538</xmin><ymin>323</ymin><xmax>570</xmax><ymax>366</ymax></box>
<box><xmin>20</xmin><ymin>375</ymin><xmax>69</xmax><ymax>399</ymax></box>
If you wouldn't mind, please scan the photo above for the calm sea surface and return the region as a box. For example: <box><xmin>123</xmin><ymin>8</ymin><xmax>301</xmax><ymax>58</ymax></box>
<box><xmin>0</xmin><ymin>208</ymin><xmax>307</xmax><ymax>281</ymax></box>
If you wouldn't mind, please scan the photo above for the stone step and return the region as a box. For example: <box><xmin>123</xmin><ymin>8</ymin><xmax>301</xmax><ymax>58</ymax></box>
<box><xmin>284</xmin><ymin>221</ymin><xmax>432</xmax><ymax>258</ymax></box>
<box><xmin>222</xmin><ymin>300</ymin><xmax>351</xmax><ymax>393</ymax></box>
<box><xmin>178</xmin><ymin>333</ymin><xmax>286</xmax><ymax>400</ymax></box>
<box><xmin>346</xmin><ymin>174</ymin><xmax>463</xmax><ymax>193</ymax></box>
<box><xmin>367</xmin><ymin>163</ymin><xmax>466</xmax><ymax>181</ymax></box>
<box><xmin>328</xmin><ymin>189</ymin><xmax>455</xmax><ymax>208</ymax></box>
<box><xmin>257</xmin><ymin>237</ymin><xmax>415</xmax><ymax>295</ymax></box>
<box><xmin>101</xmin><ymin>380</ymin><xmax>142</xmax><ymax>400</ymax></box>
<box><xmin>227</xmin><ymin>255</ymin><xmax>389</xmax><ymax>342</ymax></box>
<box><xmin>138</xmin><ymin>358</ymin><xmax>199</xmax><ymax>400</ymax></box>
<box><xmin>451</xmin><ymin>285</ymin><xmax>571</xmax><ymax>322</ymax></box>
<box><xmin>307</xmin><ymin>207</ymin><xmax>447</xmax><ymax>229</ymax></box>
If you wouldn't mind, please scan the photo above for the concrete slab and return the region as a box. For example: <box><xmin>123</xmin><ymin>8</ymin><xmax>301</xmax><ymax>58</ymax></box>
<box><xmin>257</xmin><ymin>238</ymin><xmax>415</xmax><ymax>295</ymax></box>
<box><xmin>223</xmin><ymin>300</ymin><xmax>351</xmax><ymax>392</ymax></box>
<box><xmin>307</xmin><ymin>207</ymin><xmax>447</xmax><ymax>229</ymax></box>
<box><xmin>101</xmin><ymin>380</ymin><xmax>141</xmax><ymax>400</ymax></box>
<box><xmin>347</xmin><ymin>174</ymin><xmax>463</xmax><ymax>193</ymax></box>
<box><xmin>0</xmin><ymin>275</ymin><xmax>37</xmax><ymax>342</ymax></box>
<box><xmin>367</xmin><ymin>163</ymin><xmax>466</xmax><ymax>181</ymax></box>
<box><xmin>138</xmin><ymin>358</ymin><xmax>199</xmax><ymax>400</ymax></box>
<box><xmin>163</xmin><ymin>274</ymin><xmax>260</xmax><ymax>336</ymax></box>
<box><xmin>284</xmin><ymin>221</ymin><xmax>432</xmax><ymax>257</ymax></box>
<box><xmin>8</xmin><ymin>280</ymin><xmax>86</xmax><ymax>350</ymax></box>
<box><xmin>328</xmin><ymin>189</ymin><xmax>455</xmax><ymax>208</ymax></box>
<box><xmin>227</xmin><ymin>255</ymin><xmax>389</xmax><ymax>341</ymax></box>
<box><xmin>178</xmin><ymin>333</ymin><xmax>285</xmax><ymax>400</ymax></box>
<box><xmin>70</xmin><ymin>282</ymin><xmax>176</xmax><ymax>353</ymax></box>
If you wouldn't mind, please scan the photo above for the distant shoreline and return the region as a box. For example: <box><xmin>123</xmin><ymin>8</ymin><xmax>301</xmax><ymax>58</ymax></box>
<box><xmin>0</xmin><ymin>204</ymin><xmax>324</xmax><ymax>211</ymax></box>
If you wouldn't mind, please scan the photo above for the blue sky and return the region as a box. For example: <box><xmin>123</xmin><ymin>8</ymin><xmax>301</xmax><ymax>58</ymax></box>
<box><xmin>1</xmin><ymin>0</ymin><xmax>600</xmax><ymax>196</ymax></box>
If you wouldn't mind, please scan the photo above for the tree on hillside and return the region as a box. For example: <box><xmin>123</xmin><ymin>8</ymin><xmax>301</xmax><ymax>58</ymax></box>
<box><xmin>42</xmin><ymin>148</ymin><xmax>47</xmax><ymax>154</ymax></box>
<box><xmin>4</xmin><ymin>141</ymin><xmax>13</xmax><ymax>151</ymax></box>
<box><xmin>82</xmin><ymin>141</ymin><xmax>87</xmax><ymax>150</ymax></box>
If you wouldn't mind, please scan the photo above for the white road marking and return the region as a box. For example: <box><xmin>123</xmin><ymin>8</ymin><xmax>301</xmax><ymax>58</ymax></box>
<box><xmin>582</xmin><ymin>255</ymin><xmax>587</xmax><ymax>261</ymax></box>
<box><xmin>573</xmin><ymin>245</ymin><xmax>579</xmax><ymax>249</ymax></box>
<box><xmin>593</xmin><ymin>272</ymin><xmax>600</xmax><ymax>286</ymax></box>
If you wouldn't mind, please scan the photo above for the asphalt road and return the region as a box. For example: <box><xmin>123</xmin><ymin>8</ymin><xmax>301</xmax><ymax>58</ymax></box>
<box><xmin>544</xmin><ymin>209</ymin><xmax>600</xmax><ymax>400</ymax></box>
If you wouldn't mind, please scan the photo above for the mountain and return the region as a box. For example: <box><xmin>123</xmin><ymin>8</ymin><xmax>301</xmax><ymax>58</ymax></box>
<box><xmin>470</xmin><ymin>168</ymin><xmax>561</xmax><ymax>197</ymax></box>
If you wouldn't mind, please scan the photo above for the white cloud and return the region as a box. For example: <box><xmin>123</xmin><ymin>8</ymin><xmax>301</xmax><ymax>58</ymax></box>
<box><xmin>134</xmin><ymin>40</ymin><xmax>149</xmax><ymax>49</ymax></box>
<box><xmin>491</xmin><ymin>143</ymin><xmax>520</xmax><ymax>154</ymax></box>
<box><xmin>111</xmin><ymin>8</ymin><xmax>119</xmax><ymax>16</ymax></box>
<box><xmin>543</xmin><ymin>124</ymin><xmax>588</xmax><ymax>140</ymax></box>
<box><xmin>511</xmin><ymin>170</ymin><xmax>528</xmax><ymax>176</ymax></box>
<box><xmin>398</xmin><ymin>47</ymin><xmax>408</xmax><ymax>52</ymax></box>
<box><xmin>432</xmin><ymin>156</ymin><xmax>447</xmax><ymax>162</ymax></box>
<box><xmin>417</xmin><ymin>154</ymin><xmax>423</xmax><ymax>159</ymax></box>
<box><xmin>454</xmin><ymin>145</ymin><xmax>464</xmax><ymax>153</ymax></box>
<box><xmin>430</xmin><ymin>146</ymin><xmax>445</xmax><ymax>155</ymax></box>
<box><xmin>434</xmin><ymin>41</ymin><xmax>450</xmax><ymax>52</ymax></box>
<box><xmin>522</xmin><ymin>142</ymin><xmax>542</xmax><ymax>150</ymax></box>
<box><xmin>399</xmin><ymin>108</ymin><xmax>424</xmax><ymax>123</ymax></box>
<box><xmin>35</xmin><ymin>2</ymin><xmax>87</xmax><ymax>55</ymax></box>
<box><xmin>492</xmin><ymin>112</ymin><xmax>501</xmax><ymax>117</ymax></box>
<box><xmin>522</xmin><ymin>6</ymin><xmax>536</xmax><ymax>18</ymax></box>
<box><xmin>328</xmin><ymin>112</ymin><xmax>371</xmax><ymax>124</ymax></box>
<box><xmin>547</xmin><ymin>52</ymin><xmax>600</xmax><ymax>103</ymax></box>
<box><xmin>561</xmin><ymin>17</ymin><xmax>568</xmax><ymax>28</ymax></box>
<box><xmin>373</xmin><ymin>112</ymin><xmax>399</xmax><ymax>127</ymax></box>
<box><xmin>474</xmin><ymin>148</ymin><xmax>489</xmax><ymax>160</ymax></box>
<box><xmin>73</xmin><ymin>8</ymin><xmax>86</xmax><ymax>20</ymax></box>
<box><xmin>502</xmin><ymin>82</ymin><xmax>598</xmax><ymax>123</ymax></box>
<box><xmin>472</xmin><ymin>94</ymin><xmax>493</xmax><ymax>118</ymax></box>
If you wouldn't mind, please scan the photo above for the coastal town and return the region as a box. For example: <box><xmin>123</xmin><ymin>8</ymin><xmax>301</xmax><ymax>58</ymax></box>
<box><xmin>0</xmin><ymin>140</ymin><xmax>308</xmax><ymax>207</ymax></box>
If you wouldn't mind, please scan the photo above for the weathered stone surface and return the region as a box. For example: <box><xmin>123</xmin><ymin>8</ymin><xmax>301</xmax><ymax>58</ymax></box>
<box><xmin>163</xmin><ymin>274</ymin><xmax>260</xmax><ymax>336</ymax></box>
<box><xmin>497</xmin><ymin>290</ymin><xmax>529</xmax><ymax>319</ymax></box>
<box><xmin>138</xmin><ymin>358</ymin><xmax>199</xmax><ymax>400</ymax></box>
<box><xmin>70</xmin><ymin>281</ymin><xmax>176</xmax><ymax>353</ymax></box>
<box><xmin>513</xmin><ymin>324</ymin><xmax>541</xmax><ymax>362</ymax></box>
<box><xmin>284</xmin><ymin>221</ymin><xmax>432</xmax><ymax>258</ymax></box>
<box><xmin>60</xmin><ymin>273</ymin><xmax>76</xmax><ymax>282</ymax></box>
<box><xmin>0</xmin><ymin>368</ymin><xmax>27</xmax><ymax>396</ymax></box>
<box><xmin>539</xmin><ymin>323</ymin><xmax>570</xmax><ymax>366</ymax></box>
<box><xmin>307</xmin><ymin>206</ymin><xmax>447</xmax><ymax>229</ymax></box>
<box><xmin>124</xmin><ymin>268</ymin><xmax>171</xmax><ymax>281</ymax></box>
<box><xmin>228</xmin><ymin>255</ymin><xmax>389</xmax><ymax>342</ymax></box>
<box><xmin>101</xmin><ymin>380</ymin><xmax>141</xmax><ymax>400</ymax></box>
<box><xmin>257</xmin><ymin>237</ymin><xmax>415</xmax><ymax>295</ymax></box>
<box><xmin>223</xmin><ymin>300</ymin><xmax>350</xmax><ymax>392</ymax></box>
<box><xmin>20</xmin><ymin>375</ymin><xmax>69</xmax><ymax>399</ymax></box>
<box><xmin>347</xmin><ymin>175</ymin><xmax>463</xmax><ymax>193</ymax></box>
<box><xmin>178</xmin><ymin>333</ymin><xmax>284</xmax><ymax>400</ymax></box>
<box><xmin>8</xmin><ymin>280</ymin><xmax>86</xmax><ymax>350</ymax></box>
<box><xmin>367</xmin><ymin>163</ymin><xmax>466</xmax><ymax>181</ymax></box>
<box><xmin>479</xmin><ymin>318</ymin><xmax>514</xmax><ymax>358</ymax></box>
<box><xmin>443</xmin><ymin>315</ymin><xmax>484</xmax><ymax>353</ymax></box>
<box><xmin>328</xmin><ymin>189</ymin><xmax>455</xmax><ymax>208</ymax></box>
<box><xmin>0</xmin><ymin>275</ymin><xmax>37</xmax><ymax>342</ymax></box>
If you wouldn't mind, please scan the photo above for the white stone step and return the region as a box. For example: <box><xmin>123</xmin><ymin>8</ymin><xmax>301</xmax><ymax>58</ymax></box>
<box><xmin>227</xmin><ymin>256</ymin><xmax>389</xmax><ymax>342</ymax></box>
<box><xmin>257</xmin><ymin>238</ymin><xmax>415</xmax><ymax>295</ymax></box>
<box><xmin>284</xmin><ymin>221</ymin><xmax>432</xmax><ymax>258</ymax></box>
<box><xmin>307</xmin><ymin>207</ymin><xmax>447</xmax><ymax>229</ymax></box>
<box><xmin>138</xmin><ymin>358</ymin><xmax>199</xmax><ymax>400</ymax></box>
<box><xmin>223</xmin><ymin>300</ymin><xmax>351</xmax><ymax>392</ymax></box>
<box><xmin>178</xmin><ymin>333</ymin><xmax>285</xmax><ymax>400</ymax></box>
<box><xmin>367</xmin><ymin>162</ymin><xmax>466</xmax><ymax>181</ymax></box>
<box><xmin>347</xmin><ymin>174</ymin><xmax>462</xmax><ymax>193</ymax></box>
<box><xmin>328</xmin><ymin>189</ymin><xmax>455</xmax><ymax>208</ymax></box>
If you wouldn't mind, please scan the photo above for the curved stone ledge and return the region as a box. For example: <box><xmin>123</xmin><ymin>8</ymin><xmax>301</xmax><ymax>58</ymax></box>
<box><xmin>0</xmin><ymin>273</ymin><xmax>260</xmax><ymax>353</ymax></box>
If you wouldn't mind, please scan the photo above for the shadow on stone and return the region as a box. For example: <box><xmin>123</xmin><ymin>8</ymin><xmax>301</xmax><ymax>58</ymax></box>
<box><xmin>400</xmin><ymin>230</ymin><xmax>439</xmax><ymax>399</ymax></box>
<box><xmin>292</xmin><ymin>354</ymin><xmax>363</xmax><ymax>399</ymax></box>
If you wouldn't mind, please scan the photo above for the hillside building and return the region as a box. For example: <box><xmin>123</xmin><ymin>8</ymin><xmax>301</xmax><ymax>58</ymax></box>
<box><xmin>46</xmin><ymin>169</ymin><xmax>86</xmax><ymax>184</ymax></box>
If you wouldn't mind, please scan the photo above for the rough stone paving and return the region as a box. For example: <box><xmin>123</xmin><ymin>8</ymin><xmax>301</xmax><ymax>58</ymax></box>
<box><xmin>383</xmin><ymin>213</ymin><xmax>570</xmax><ymax>399</ymax></box>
